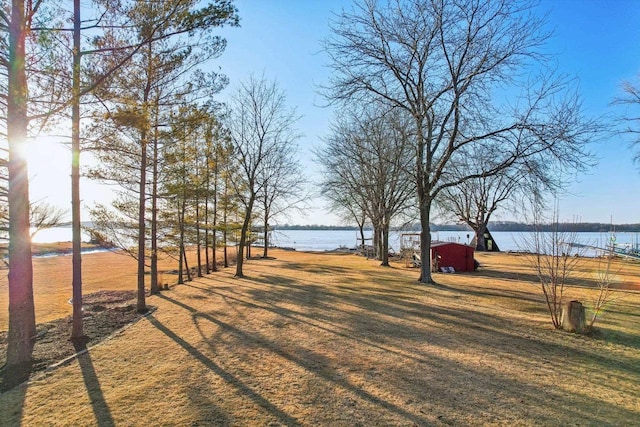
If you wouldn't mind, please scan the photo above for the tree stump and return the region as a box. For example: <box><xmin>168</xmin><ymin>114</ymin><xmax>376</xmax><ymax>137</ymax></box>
<box><xmin>561</xmin><ymin>300</ymin><xmax>586</xmax><ymax>333</ymax></box>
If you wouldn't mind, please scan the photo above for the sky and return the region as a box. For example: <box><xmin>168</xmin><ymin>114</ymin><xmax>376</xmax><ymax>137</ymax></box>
<box><xmin>26</xmin><ymin>0</ymin><xmax>640</xmax><ymax>226</ymax></box>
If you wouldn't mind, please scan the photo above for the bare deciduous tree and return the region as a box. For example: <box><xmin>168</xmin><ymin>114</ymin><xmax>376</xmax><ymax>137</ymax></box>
<box><xmin>226</xmin><ymin>75</ymin><xmax>300</xmax><ymax>277</ymax></box>
<box><xmin>587</xmin><ymin>247</ymin><xmax>621</xmax><ymax>332</ymax></box>
<box><xmin>324</xmin><ymin>0</ymin><xmax>595</xmax><ymax>283</ymax></box>
<box><xmin>614</xmin><ymin>72</ymin><xmax>640</xmax><ymax>162</ymax></box>
<box><xmin>256</xmin><ymin>142</ymin><xmax>307</xmax><ymax>258</ymax></box>
<box><xmin>317</xmin><ymin>103</ymin><xmax>415</xmax><ymax>265</ymax></box>
<box><xmin>519</xmin><ymin>204</ymin><xmax>585</xmax><ymax>329</ymax></box>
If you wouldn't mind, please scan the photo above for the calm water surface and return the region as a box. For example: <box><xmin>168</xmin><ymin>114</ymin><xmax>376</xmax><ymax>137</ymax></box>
<box><xmin>270</xmin><ymin>229</ymin><xmax>639</xmax><ymax>255</ymax></box>
<box><xmin>32</xmin><ymin>226</ymin><xmax>640</xmax><ymax>256</ymax></box>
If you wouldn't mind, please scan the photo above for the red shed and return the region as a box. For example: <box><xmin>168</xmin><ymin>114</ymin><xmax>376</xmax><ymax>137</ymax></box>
<box><xmin>430</xmin><ymin>242</ymin><xmax>476</xmax><ymax>272</ymax></box>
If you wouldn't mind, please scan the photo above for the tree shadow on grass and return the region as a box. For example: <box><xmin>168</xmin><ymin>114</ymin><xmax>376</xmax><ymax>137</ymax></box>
<box><xmin>589</xmin><ymin>327</ymin><xmax>640</xmax><ymax>350</ymax></box>
<box><xmin>195</xmin><ymin>268</ymin><xmax>639</xmax><ymax>378</ymax></box>
<box><xmin>145</xmin><ymin>311</ymin><xmax>303</xmax><ymax>426</ymax></box>
<box><xmin>0</xmin><ymin>361</ymin><xmax>31</xmax><ymax>424</ymax></box>
<box><xmin>215</xmin><ymin>269</ymin><xmax>640</xmax><ymax>381</ymax></box>
<box><xmin>72</xmin><ymin>340</ymin><xmax>115</xmax><ymax>427</ymax></box>
<box><xmin>166</xmin><ymin>275</ymin><xmax>640</xmax><ymax>424</ymax></box>
<box><xmin>156</xmin><ymin>293</ymin><xmax>431</xmax><ymax>426</ymax></box>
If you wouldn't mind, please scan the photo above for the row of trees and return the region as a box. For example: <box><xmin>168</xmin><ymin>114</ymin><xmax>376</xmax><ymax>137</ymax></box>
<box><xmin>0</xmin><ymin>0</ymin><xmax>242</xmax><ymax>386</ymax></box>
<box><xmin>318</xmin><ymin>0</ymin><xmax>599</xmax><ymax>281</ymax></box>
<box><xmin>0</xmin><ymin>0</ymin><xmax>305</xmax><ymax>386</ymax></box>
<box><xmin>90</xmin><ymin>74</ymin><xmax>305</xmax><ymax>281</ymax></box>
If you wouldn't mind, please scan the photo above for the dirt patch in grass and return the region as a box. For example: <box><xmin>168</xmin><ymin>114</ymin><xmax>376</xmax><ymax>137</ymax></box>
<box><xmin>0</xmin><ymin>290</ymin><xmax>146</xmax><ymax>392</ymax></box>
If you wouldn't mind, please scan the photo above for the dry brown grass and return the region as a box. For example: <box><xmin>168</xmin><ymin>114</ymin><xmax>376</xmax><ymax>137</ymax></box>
<box><xmin>0</xmin><ymin>246</ymin><xmax>236</xmax><ymax>331</ymax></box>
<box><xmin>1</xmin><ymin>249</ymin><xmax>639</xmax><ymax>425</ymax></box>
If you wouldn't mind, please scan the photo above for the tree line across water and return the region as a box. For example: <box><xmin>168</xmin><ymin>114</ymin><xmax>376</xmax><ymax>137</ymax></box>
<box><xmin>275</xmin><ymin>223</ymin><xmax>640</xmax><ymax>233</ymax></box>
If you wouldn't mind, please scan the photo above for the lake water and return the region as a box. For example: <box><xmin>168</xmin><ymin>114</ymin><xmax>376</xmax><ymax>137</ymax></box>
<box><xmin>270</xmin><ymin>229</ymin><xmax>639</xmax><ymax>255</ymax></box>
<box><xmin>31</xmin><ymin>226</ymin><xmax>90</xmax><ymax>244</ymax></box>
<box><xmin>31</xmin><ymin>226</ymin><xmax>640</xmax><ymax>256</ymax></box>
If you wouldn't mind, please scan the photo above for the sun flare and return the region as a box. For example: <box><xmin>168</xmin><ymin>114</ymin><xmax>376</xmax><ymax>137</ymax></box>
<box><xmin>22</xmin><ymin>135</ymin><xmax>71</xmax><ymax>205</ymax></box>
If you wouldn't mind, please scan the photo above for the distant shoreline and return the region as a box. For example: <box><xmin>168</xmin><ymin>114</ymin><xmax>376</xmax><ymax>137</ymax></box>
<box><xmin>49</xmin><ymin>222</ymin><xmax>640</xmax><ymax>233</ymax></box>
<box><xmin>274</xmin><ymin>223</ymin><xmax>640</xmax><ymax>233</ymax></box>
<box><xmin>29</xmin><ymin>242</ymin><xmax>109</xmax><ymax>257</ymax></box>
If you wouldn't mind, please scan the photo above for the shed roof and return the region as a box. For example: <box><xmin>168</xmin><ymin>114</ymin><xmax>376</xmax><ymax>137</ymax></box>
<box><xmin>431</xmin><ymin>241</ymin><xmax>473</xmax><ymax>249</ymax></box>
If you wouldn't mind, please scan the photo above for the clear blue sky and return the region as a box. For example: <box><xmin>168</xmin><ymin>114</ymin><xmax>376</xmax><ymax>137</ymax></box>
<box><xmin>210</xmin><ymin>0</ymin><xmax>640</xmax><ymax>226</ymax></box>
<box><xmin>24</xmin><ymin>1</ymin><xmax>640</xmax><ymax>226</ymax></box>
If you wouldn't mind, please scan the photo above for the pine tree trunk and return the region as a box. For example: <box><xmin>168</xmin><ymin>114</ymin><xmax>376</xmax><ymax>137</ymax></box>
<box><xmin>5</xmin><ymin>0</ymin><xmax>36</xmax><ymax>373</ymax></box>
<box><xmin>150</xmin><ymin>117</ymin><xmax>160</xmax><ymax>294</ymax></box>
<box><xmin>196</xmin><ymin>196</ymin><xmax>203</xmax><ymax>277</ymax></box>
<box><xmin>71</xmin><ymin>0</ymin><xmax>84</xmax><ymax>340</ymax></box>
<box><xmin>223</xmin><ymin>228</ymin><xmax>228</xmax><ymax>268</ymax></box>
<box><xmin>211</xmin><ymin>163</ymin><xmax>218</xmax><ymax>272</ymax></box>
<box><xmin>204</xmin><ymin>192</ymin><xmax>210</xmax><ymax>275</ymax></box>
<box><xmin>178</xmin><ymin>198</ymin><xmax>185</xmax><ymax>285</ymax></box>
<box><xmin>182</xmin><ymin>243</ymin><xmax>192</xmax><ymax>282</ymax></box>
<box><xmin>136</xmin><ymin>128</ymin><xmax>147</xmax><ymax>313</ymax></box>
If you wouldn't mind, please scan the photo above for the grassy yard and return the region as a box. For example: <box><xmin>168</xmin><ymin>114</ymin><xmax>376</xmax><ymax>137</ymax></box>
<box><xmin>0</xmin><ymin>249</ymin><xmax>639</xmax><ymax>425</ymax></box>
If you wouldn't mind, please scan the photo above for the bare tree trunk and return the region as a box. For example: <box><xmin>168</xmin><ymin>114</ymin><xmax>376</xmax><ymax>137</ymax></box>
<box><xmin>177</xmin><ymin>244</ymin><xmax>184</xmax><ymax>285</ymax></box>
<box><xmin>182</xmin><ymin>242</ymin><xmax>192</xmax><ymax>282</ymax></box>
<box><xmin>263</xmin><ymin>218</ymin><xmax>269</xmax><ymax>258</ymax></box>
<box><xmin>196</xmin><ymin>195</ymin><xmax>203</xmax><ymax>277</ymax></box>
<box><xmin>211</xmin><ymin>230</ymin><xmax>218</xmax><ymax>270</ymax></box>
<box><xmin>236</xmin><ymin>199</ymin><xmax>254</xmax><ymax>277</ymax></box>
<box><xmin>223</xmin><ymin>229</ymin><xmax>228</xmax><ymax>268</ymax></box>
<box><xmin>419</xmin><ymin>199</ymin><xmax>434</xmax><ymax>283</ymax></box>
<box><xmin>150</xmin><ymin>135</ymin><xmax>159</xmax><ymax>294</ymax></box>
<box><xmin>177</xmin><ymin>197</ymin><xmax>185</xmax><ymax>285</ymax></box>
<box><xmin>381</xmin><ymin>220</ymin><xmax>390</xmax><ymax>267</ymax></box>
<box><xmin>136</xmin><ymin>128</ymin><xmax>148</xmax><ymax>313</ymax></box>
<box><xmin>70</xmin><ymin>0</ymin><xmax>84</xmax><ymax>340</ymax></box>
<box><xmin>372</xmin><ymin>223</ymin><xmax>380</xmax><ymax>260</ymax></box>
<box><xmin>204</xmin><ymin>176</ymin><xmax>210</xmax><ymax>275</ymax></box>
<box><xmin>210</xmin><ymin>200</ymin><xmax>217</xmax><ymax>272</ymax></box>
<box><xmin>6</xmin><ymin>0</ymin><xmax>36</xmax><ymax>372</ymax></box>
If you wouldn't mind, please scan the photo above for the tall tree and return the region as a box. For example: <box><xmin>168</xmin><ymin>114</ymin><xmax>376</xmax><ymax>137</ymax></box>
<box><xmin>256</xmin><ymin>132</ymin><xmax>306</xmax><ymax>258</ymax></box>
<box><xmin>4</xmin><ymin>0</ymin><xmax>34</xmax><ymax>376</ymax></box>
<box><xmin>160</xmin><ymin>105</ymin><xmax>203</xmax><ymax>284</ymax></box>
<box><xmin>218</xmin><ymin>158</ymin><xmax>241</xmax><ymax>268</ymax></box>
<box><xmin>226</xmin><ymin>75</ymin><xmax>300</xmax><ymax>277</ymax></box>
<box><xmin>318</xmin><ymin>104</ymin><xmax>415</xmax><ymax>265</ymax></box>
<box><xmin>0</xmin><ymin>0</ymin><xmax>69</xmax><ymax>381</ymax></box>
<box><xmin>324</xmin><ymin>0</ymin><xmax>596</xmax><ymax>283</ymax></box>
<box><xmin>202</xmin><ymin>114</ymin><xmax>230</xmax><ymax>273</ymax></box>
<box><xmin>87</xmin><ymin>0</ymin><xmax>237</xmax><ymax>309</ymax></box>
